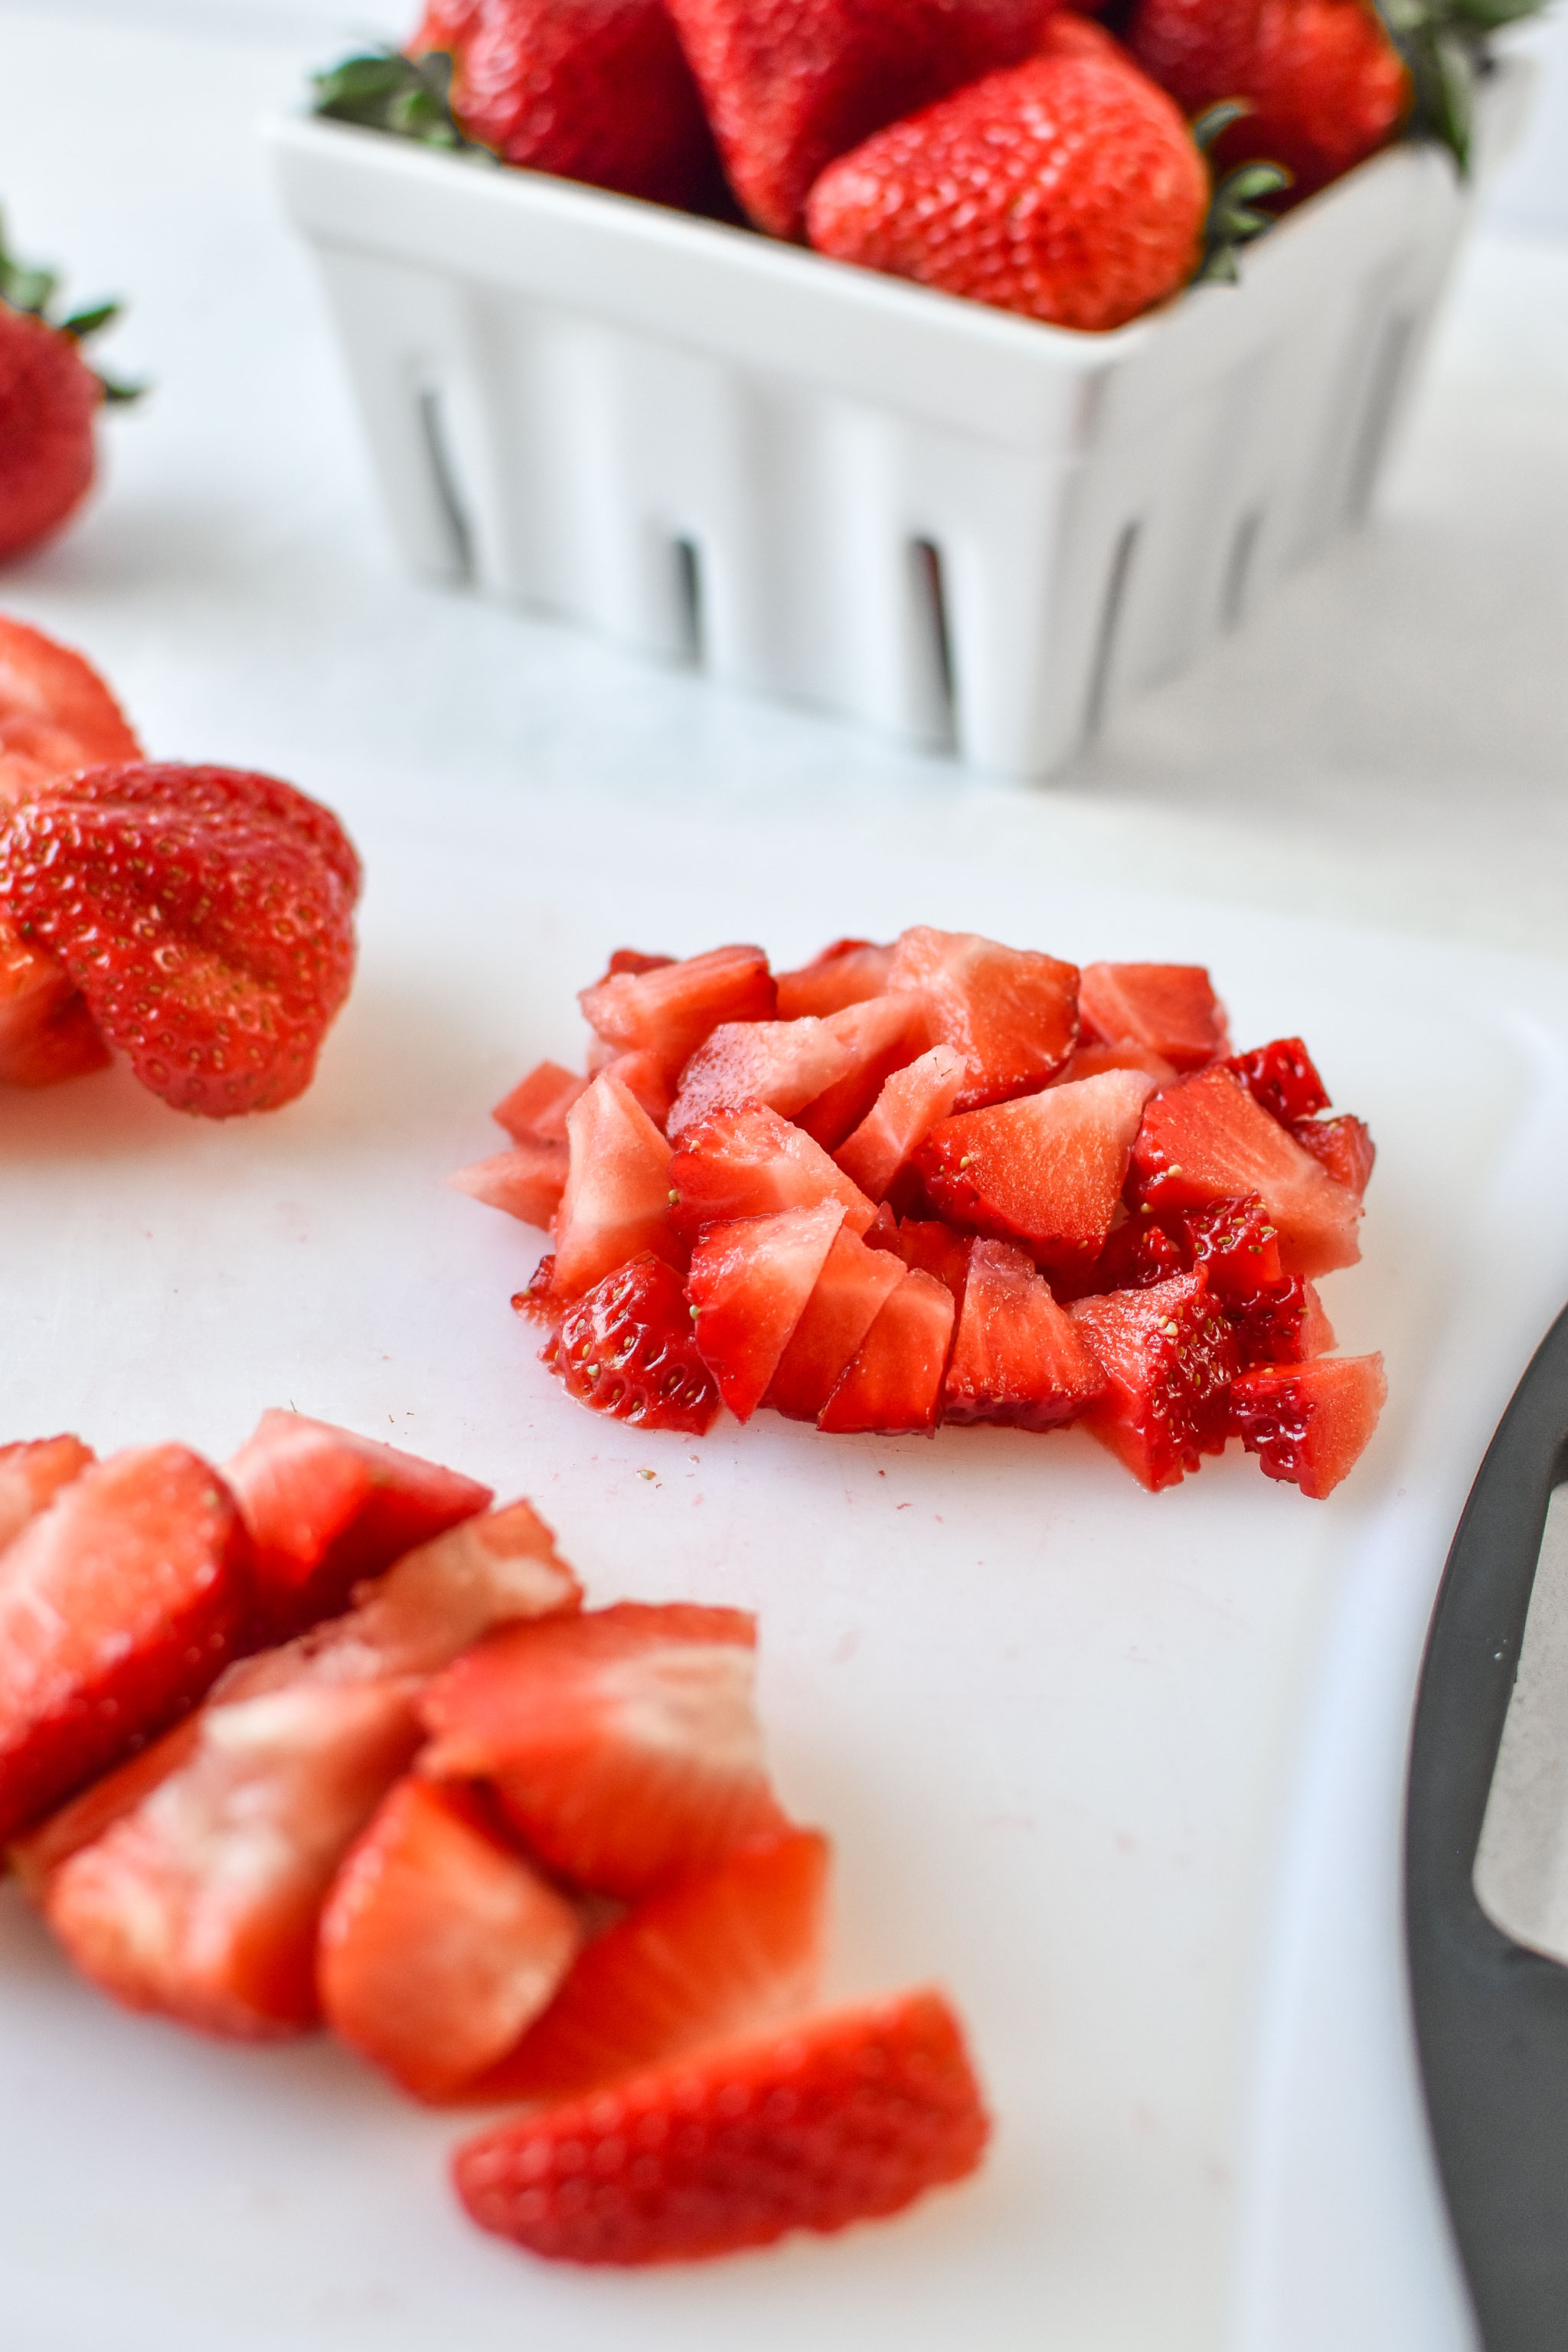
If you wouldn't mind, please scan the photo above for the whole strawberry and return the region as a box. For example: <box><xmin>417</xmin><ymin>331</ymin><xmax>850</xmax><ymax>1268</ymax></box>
<box><xmin>1124</xmin><ymin>0</ymin><xmax>1410</xmax><ymax>202</ymax></box>
<box><xmin>401</xmin><ymin>0</ymin><xmax>725</xmax><ymax>209</ymax></box>
<box><xmin>0</xmin><ymin>216</ymin><xmax>138</xmax><ymax>567</ymax></box>
<box><xmin>662</xmin><ymin>0</ymin><xmax>1054</xmax><ymax>239</ymax></box>
<box><xmin>805</xmin><ymin>18</ymin><xmax>1209</xmax><ymax>334</ymax></box>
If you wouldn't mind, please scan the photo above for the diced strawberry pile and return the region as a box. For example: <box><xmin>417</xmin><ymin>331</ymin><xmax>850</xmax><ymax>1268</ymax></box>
<box><xmin>458</xmin><ymin>929</ymin><xmax>1386</xmax><ymax>1498</ymax></box>
<box><xmin>0</xmin><ymin>1412</ymin><xmax>988</xmax><ymax>2266</ymax></box>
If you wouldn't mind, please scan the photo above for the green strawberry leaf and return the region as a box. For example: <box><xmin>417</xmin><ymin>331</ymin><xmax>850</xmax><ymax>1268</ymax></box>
<box><xmin>0</xmin><ymin>208</ymin><xmax>144</xmax><ymax>397</ymax></box>
<box><xmin>311</xmin><ymin>47</ymin><xmax>494</xmax><ymax>159</ymax></box>
<box><xmin>1377</xmin><ymin>0</ymin><xmax>1548</xmax><ymax>171</ymax></box>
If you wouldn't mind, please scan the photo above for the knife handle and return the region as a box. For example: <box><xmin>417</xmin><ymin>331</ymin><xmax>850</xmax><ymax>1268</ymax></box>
<box><xmin>1406</xmin><ymin>1301</ymin><xmax>1568</xmax><ymax>2352</ymax></box>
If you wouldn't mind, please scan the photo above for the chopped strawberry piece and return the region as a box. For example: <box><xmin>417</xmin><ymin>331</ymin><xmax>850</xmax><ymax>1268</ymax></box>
<box><xmin>916</xmin><ymin>1068</ymin><xmax>1156</xmax><ymax>1276</ymax></box>
<box><xmin>453</xmin><ymin>1984</ymin><xmax>990</xmax><ymax>2264</ymax></box>
<box><xmin>942</xmin><ymin>1240</ymin><xmax>1104</xmax><ymax>1431</ymax></box>
<box><xmin>774</xmin><ymin>938</ymin><xmax>893</xmax><ymax>1019</ymax></box>
<box><xmin>794</xmin><ymin>994</ymin><xmax>928</xmax><ymax>1151</ymax></box>
<box><xmin>1064</xmin><ymin>1212</ymin><xmax>1185</xmax><ymax>1298</ymax></box>
<box><xmin>512</xmin><ymin>1254</ymin><xmax>560</xmax><ymax>1327</ymax></box>
<box><xmin>341</xmin><ymin>1497</ymin><xmax>583</xmax><ymax>1674</ymax></box>
<box><xmin>763</xmin><ymin>1224</ymin><xmax>906</xmax><ymax>1422</ymax></box>
<box><xmin>818</xmin><ymin>1267</ymin><xmax>956</xmax><ymax>1436</ymax></box>
<box><xmin>318</xmin><ymin>1777</ymin><xmax>583</xmax><ymax>2101</ymax></box>
<box><xmin>1171</xmin><ymin>1194</ymin><xmax>1284</xmax><ymax>1299</ymax></box>
<box><xmin>0</xmin><ymin>1433</ymin><xmax>94</xmax><ymax>1551</ymax></box>
<box><xmin>886</xmin><ymin>925</ymin><xmax>1078</xmax><ymax>1110</ymax></box>
<box><xmin>596</xmin><ymin>1047</ymin><xmax>673</xmax><ymax>1130</ymax></box>
<box><xmin>0</xmin><ymin>614</ymin><xmax>142</xmax><ymax>805</ymax></box>
<box><xmin>492</xmin><ymin>1058</ymin><xmax>588</xmax><ymax>1145</ymax></box>
<box><xmin>0</xmin><ymin>1446</ymin><xmax>247</xmax><ymax>1841</ymax></box>
<box><xmin>1290</xmin><ymin>1113</ymin><xmax>1375</xmax><ymax>1200</ymax></box>
<box><xmin>554</xmin><ymin>1254</ymin><xmax>720</xmax><ymax>1433</ymax></box>
<box><xmin>668</xmin><ymin>1102</ymin><xmax>875</xmax><ymax>1244</ymax></box>
<box><xmin>1054</xmin><ymin>1039</ymin><xmax>1176</xmax><ymax>1088</ymax></box>
<box><xmin>1067</xmin><ymin>1269</ymin><xmax>1239</xmax><ymax>1490</ymax></box>
<box><xmin>552</xmin><ymin>1073</ymin><xmax>681</xmax><ymax>1299</ymax></box>
<box><xmin>863</xmin><ymin>1200</ymin><xmax>900</xmax><ymax>1251</ymax></box>
<box><xmin>1220</xmin><ymin>1037</ymin><xmax>1331</xmax><ymax>1125</ymax></box>
<box><xmin>9</xmin><ymin>1716</ymin><xmax>200</xmax><ymax>1898</ymax></box>
<box><xmin>834</xmin><ymin>1041</ymin><xmax>970</xmax><ymax>1204</ymax></box>
<box><xmin>688</xmin><ymin>1203</ymin><xmax>847</xmax><ymax>1420</ymax></box>
<box><xmin>475</xmin><ymin>1828</ymin><xmax>830</xmax><ymax>2103</ymax></box>
<box><xmin>0</xmin><ymin>914</ymin><xmax>109</xmax><ymax>1089</ymax></box>
<box><xmin>580</xmin><ymin>945</ymin><xmax>775</xmax><ymax>1084</ymax></box>
<box><xmin>222</xmin><ymin>1410</ymin><xmax>494</xmax><ymax>1644</ymax></box>
<box><xmin>448</xmin><ymin>1140</ymin><xmax>567</xmax><ymax>1230</ymax></box>
<box><xmin>894</xmin><ymin>1217</ymin><xmax>973</xmax><ymax>1308</ymax></box>
<box><xmin>1078</xmin><ymin>962</ymin><xmax>1228</xmax><ymax>1070</ymax></box>
<box><xmin>418</xmin><ymin>1602</ymin><xmax>786</xmax><ymax>1899</ymax></box>
<box><xmin>1130</xmin><ymin>1067</ymin><xmax>1363</xmax><ymax>1276</ymax></box>
<box><xmin>1230</xmin><ymin>1275</ymin><xmax>1337</xmax><ymax>1369</ymax></box>
<box><xmin>666</xmin><ymin>1016</ymin><xmax>857</xmax><ymax>1144</ymax></box>
<box><xmin>1230</xmin><ymin>1354</ymin><xmax>1387</xmax><ymax>1498</ymax></box>
<box><xmin>593</xmin><ymin>949</ymin><xmax>677</xmax><ymax>982</ymax></box>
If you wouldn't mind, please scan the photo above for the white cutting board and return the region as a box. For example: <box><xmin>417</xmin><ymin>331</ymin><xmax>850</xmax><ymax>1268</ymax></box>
<box><xmin>2</xmin><ymin>773</ymin><xmax>1566</xmax><ymax>2352</ymax></box>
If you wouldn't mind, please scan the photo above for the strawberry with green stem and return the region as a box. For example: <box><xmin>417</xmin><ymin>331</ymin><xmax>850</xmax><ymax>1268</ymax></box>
<box><xmin>0</xmin><ymin>213</ymin><xmax>140</xmax><ymax>565</ymax></box>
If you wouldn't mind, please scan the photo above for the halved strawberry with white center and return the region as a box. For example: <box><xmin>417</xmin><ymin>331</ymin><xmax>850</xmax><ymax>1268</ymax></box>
<box><xmin>453</xmin><ymin>1983</ymin><xmax>990</xmax><ymax>2265</ymax></box>
<box><xmin>417</xmin><ymin>1602</ymin><xmax>787</xmax><ymax>1898</ymax></box>
<box><xmin>818</xmin><ymin>1266</ymin><xmax>956</xmax><ymax>1436</ymax></box>
<box><xmin>834</xmin><ymin>1041</ymin><xmax>970</xmax><ymax>1204</ymax></box>
<box><xmin>774</xmin><ymin>937</ymin><xmax>893</xmax><ymax>1019</ymax></box>
<box><xmin>916</xmin><ymin>1067</ymin><xmax>1156</xmax><ymax>1276</ymax></box>
<box><xmin>668</xmin><ymin>1102</ymin><xmax>875</xmax><ymax>1244</ymax></box>
<box><xmin>473</xmin><ymin>1827</ymin><xmax>829</xmax><ymax>2103</ymax></box>
<box><xmin>224</xmin><ymin>1410</ymin><xmax>494</xmax><ymax>1645</ymax></box>
<box><xmin>580</xmin><ymin>944</ymin><xmax>775</xmax><ymax>1083</ymax></box>
<box><xmin>688</xmin><ymin>1202</ymin><xmax>848</xmax><ymax>1420</ymax></box>
<box><xmin>0</xmin><ymin>1446</ymin><xmax>248</xmax><ymax>1841</ymax></box>
<box><xmin>1077</xmin><ymin>962</ymin><xmax>1228</xmax><ymax>1070</ymax></box>
<box><xmin>886</xmin><ymin>925</ymin><xmax>1079</xmax><ymax>1109</ymax></box>
<box><xmin>1129</xmin><ymin>1067</ymin><xmax>1362</xmax><ymax>1276</ymax></box>
<box><xmin>794</xmin><ymin>994</ymin><xmax>928</xmax><ymax>1151</ymax></box>
<box><xmin>551</xmin><ymin>1072</ymin><xmax>681</xmax><ymax>1299</ymax></box>
<box><xmin>0</xmin><ymin>1433</ymin><xmax>94</xmax><ymax>1552</ymax></box>
<box><xmin>551</xmin><ymin>1253</ymin><xmax>720</xmax><ymax>1433</ymax></box>
<box><xmin>1067</xmin><ymin>1268</ymin><xmax>1238</xmax><ymax>1491</ymax></box>
<box><xmin>763</xmin><ymin>1223</ymin><xmax>906</xmax><ymax>1423</ymax></box>
<box><xmin>318</xmin><ymin>1776</ymin><xmax>583</xmax><ymax>2101</ymax></box>
<box><xmin>492</xmin><ymin>1058</ymin><xmax>588</xmax><ymax>1145</ymax></box>
<box><xmin>1230</xmin><ymin>1355</ymin><xmax>1387</xmax><ymax>1498</ymax></box>
<box><xmin>0</xmin><ymin>913</ymin><xmax>110</xmax><ymax>1089</ymax></box>
<box><xmin>942</xmin><ymin>1239</ymin><xmax>1104</xmax><ymax>1431</ymax></box>
<box><xmin>448</xmin><ymin>1141</ymin><xmax>567</xmax><ymax>1230</ymax></box>
<box><xmin>666</xmin><ymin>1016</ymin><xmax>858</xmax><ymax>1143</ymax></box>
<box><xmin>1290</xmin><ymin>1114</ymin><xmax>1375</xmax><ymax>1200</ymax></box>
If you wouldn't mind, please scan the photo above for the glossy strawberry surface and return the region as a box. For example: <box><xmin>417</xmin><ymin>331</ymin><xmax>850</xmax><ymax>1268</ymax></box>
<box><xmin>0</xmin><ymin>306</ymin><xmax>100</xmax><ymax>564</ymax></box>
<box><xmin>1220</xmin><ymin>1036</ymin><xmax>1331</xmax><ymax>1125</ymax></box>
<box><xmin>1068</xmin><ymin>1268</ymin><xmax>1239</xmax><ymax>1489</ymax></box>
<box><xmin>551</xmin><ymin>1252</ymin><xmax>720</xmax><ymax>1432</ymax></box>
<box><xmin>1078</xmin><ymin>961</ymin><xmax>1228</xmax><ymax>1070</ymax></box>
<box><xmin>0</xmin><ymin>615</ymin><xmax>141</xmax><ymax>805</ymax></box>
<box><xmin>1230</xmin><ymin>1352</ymin><xmax>1387</xmax><ymax>1496</ymax></box>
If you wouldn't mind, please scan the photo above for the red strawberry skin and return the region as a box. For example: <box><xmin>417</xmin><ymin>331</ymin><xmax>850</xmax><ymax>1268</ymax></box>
<box><xmin>549</xmin><ymin>1252</ymin><xmax>721</xmax><ymax>1433</ymax></box>
<box><xmin>1067</xmin><ymin>1267</ymin><xmax>1238</xmax><ymax>1489</ymax></box>
<box><xmin>1230</xmin><ymin>1352</ymin><xmax>1386</xmax><ymax>1497</ymax></box>
<box><xmin>805</xmin><ymin>27</ymin><xmax>1209</xmax><ymax>334</ymax></box>
<box><xmin>411</xmin><ymin>0</ymin><xmax>726</xmax><ymax>211</ymax></box>
<box><xmin>1125</xmin><ymin>0</ymin><xmax>1410</xmax><ymax>203</ymax></box>
<box><xmin>665</xmin><ymin>0</ymin><xmax>1053</xmax><ymax>238</ymax></box>
<box><xmin>0</xmin><ymin>615</ymin><xmax>142</xmax><ymax>805</ymax></box>
<box><xmin>454</xmin><ymin>1984</ymin><xmax>990</xmax><ymax>2263</ymax></box>
<box><xmin>0</xmin><ymin>305</ymin><xmax>100</xmax><ymax>564</ymax></box>
<box><xmin>0</xmin><ymin>763</ymin><xmax>361</xmax><ymax>1117</ymax></box>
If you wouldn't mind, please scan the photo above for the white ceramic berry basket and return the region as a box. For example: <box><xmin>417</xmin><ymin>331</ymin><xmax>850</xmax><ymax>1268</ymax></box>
<box><xmin>269</xmin><ymin>61</ymin><xmax>1529</xmax><ymax>780</ymax></box>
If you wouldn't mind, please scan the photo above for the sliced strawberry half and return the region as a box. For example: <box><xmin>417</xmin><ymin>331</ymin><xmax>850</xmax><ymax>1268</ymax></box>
<box><xmin>453</xmin><ymin>1983</ymin><xmax>991</xmax><ymax>2265</ymax></box>
<box><xmin>1290</xmin><ymin>1113</ymin><xmax>1375</xmax><ymax>1200</ymax></box>
<box><xmin>0</xmin><ymin>1433</ymin><xmax>94</xmax><ymax>1552</ymax></box>
<box><xmin>9</xmin><ymin>1715</ymin><xmax>200</xmax><ymax>1899</ymax></box>
<box><xmin>1067</xmin><ymin>1268</ymin><xmax>1239</xmax><ymax>1491</ymax></box>
<box><xmin>0</xmin><ymin>1445</ymin><xmax>248</xmax><ymax>1841</ymax></box>
<box><xmin>774</xmin><ymin>938</ymin><xmax>893</xmax><ymax>1019</ymax></box>
<box><xmin>224</xmin><ymin>1410</ymin><xmax>494</xmax><ymax>1645</ymax></box>
<box><xmin>596</xmin><ymin>1047</ymin><xmax>673</xmax><ymax>1130</ymax></box>
<box><xmin>834</xmin><ymin>1041</ymin><xmax>970</xmax><ymax>1204</ymax></box>
<box><xmin>666</xmin><ymin>1016</ymin><xmax>858</xmax><ymax>1143</ymax></box>
<box><xmin>492</xmin><ymin>1058</ymin><xmax>588</xmax><ymax>1145</ymax></box>
<box><xmin>580</xmin><ymin>944</ymin><xmax>775</xmax><ymax>1084</ymax></box>
<box><xmin>763</xmin><ymin>1223</ymin><xmax>906</xmax><ymax>1422</ymax></box>
<box><xmin>417</xmin><ymin>1602</ymin><xmax>786</xmax><ymax>1899</ymax></box>
<box><xmin>668</xmin><ymin>1102</ymin><xmax>875</xmax><ymax>1245</ymax></box>
<box><xmin>794</xmin><ymin>994</ymin><xmax>928</xmax><ymax>1152</ymax></box>
<box><xmin>688</xmin><ymin>1202</ymin><xmax>847</xmax><ymax>1420</ymax></box>
<box><xmin>552</xmin><ymin>1253</ymin><xmax>720</xmax><ymax>1434</ymax></box>
<box><xmin>1130</xmin><ymin>1067</ymin><xmax>1363</xmax><ymax>1276</ymax></box>
<box><xmin>1219</xmin><ymin>1037</ymin><xmax>1331</xmax><ymax>1125</ymax></box>
<box><xmin>1230</xmin><ymin>1354</ymin><xmax>1387</xmax><ymax>1498</ymax></box>
<box><xmin>448</xmin><ymin>1140</ymin><xmax>567</xmax><ymax>1230</ymax></box>
<box><xmin>818</xmin><ymin>1266</ymin><xmax>956</xmax><ymax>1436</ymax></box>
<box><xmin>318</xmin><ymin>1776</ymin><xmax>583</xmax><ymax>2101</ymax></box>
<box><xmin>552</xmin><ymin>1072</ymin><xmax>681</xmax><ymax>1299</ymax></box>
<box><xmin>0</xmin><ymin>914</ymin><xmax>109</xmax><ymax>1089</ymax></box>
<box><xmin>942</xmin><ymin>1240</ymin><xmax>1104</xmax><ymax>1431</ymax></box>
<box><xmin>886</xmin><ymin>925</ymin><xmax>1078</xmax><ymax>1110</ymax></box>
<box><xmin>473</xmin><ymin>1827</ymin><xmax>829</xmax><ymax>2104</ymax></box>
<box><xmin>1078</xmin><ymin>962</ymin><xmax>1228</xmax><ymax>1070</ymax></box>
<box><xmin>916</xmin><ymin>1068</ymin><xmax>1156</xmax><ymax>1276</ymax></box>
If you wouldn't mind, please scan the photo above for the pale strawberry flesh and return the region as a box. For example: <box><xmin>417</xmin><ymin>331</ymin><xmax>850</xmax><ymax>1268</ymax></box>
<box><xmin>942</xmin><ymin>1240</ymin><xmax>1104</xmax><ymax>1431</ymax></box>
<box><xmin>1130</xmin><ymin>1067</ymin><xmax>1362</xmax><ymax>1276</ymax></box>
<box><xmin>793</xmin><ymin>993</ymin><xmax>928</xmax><ymax>1151</ymax></box>
<box><xmin>580</xmin><ymin>944</ymin><xmax>775</xmax><ymax>1083</ymax></box>
<box><xmin>833</xmin><ymin>1040</ymin><xmax>969</xmax><ymax>1204</ymax></box>
<box><xmin>0</xmin><ymin>1433</ymin><xmax>94</xmax><ymax>1552</ymax></box>
<box><xmin>1067</xmin><ymin>1269</ymin><xmax>1239</xmax><ymax>1491</ymax></box>
<box><xmin>773</xmin><ymin>938</ymin><xmax>893</xmax><ymax>1019</ymax></box>
<box><xmin>688</xmin><ymin>1203</ymin><xmax>847</xmax><ymax>1420</ymax></box>
<box><xmin>763</xmin><ymin>1223</ymin><xmax>906</xmax><ymax>1422</ymax></box>
<box><xmin>666</xmin><ymin>1016</ymin><xmax>857</xmax><ymax>1144</ymax></box>
<box><xmin>1078</xmin><ymin>962</ymin><xmax>1228</xmax><ymax>1070</ymax></box>
<box><xmin>668</xmin><ymin>1102</ymin><xmax>875</xmax><ymax>1243</ymax></box>
<box><xmin>551</xmin><ymin>1071</ymin><xmax>681</xmax><ymax>1299</ymax></box>
<box><xmin>887</xmin><ymin>925</ymin><xmax>1079</xmax><ymax>1110</ymax></box>
<box><xmin>818</xmin><ymin>1266</ymin><xmax>955</xmax><ymax>1436</ymax></box>
<box><xmin>916</xmin><ymin>1067</ymin><xmax>1155</xmax><ymax>1276</ymax></box>
<box><xmin>492</xmin><ymin>1058</ymin><xmax>588</xmax><ymax>1145</ymax></box>
<box><xmin>448</xmin><ymin>1140</ymin><xmax>567</xmax><ymax>1229</ymax></box>
<box><xmin>1230</xmin><ymin>1354</ymin><xmax>1387</xmax><ymax>1498</ymax></box>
